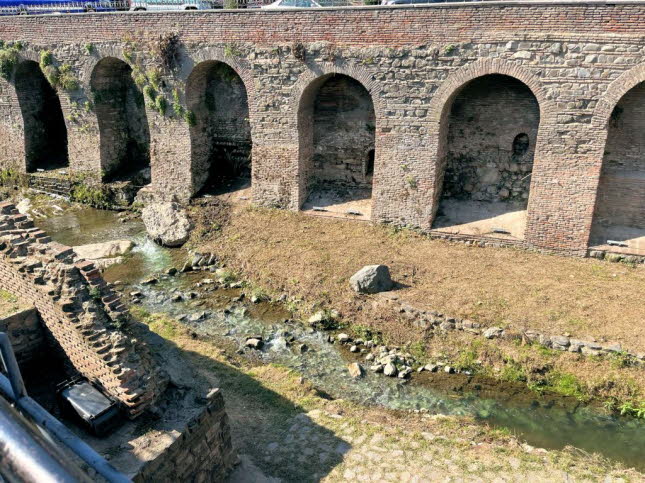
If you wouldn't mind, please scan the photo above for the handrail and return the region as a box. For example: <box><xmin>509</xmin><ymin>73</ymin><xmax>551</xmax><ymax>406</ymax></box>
<box><xmin>0</xmin><ymin>332</ymin><xmax>131</xmax><ymax>483</ymax></box>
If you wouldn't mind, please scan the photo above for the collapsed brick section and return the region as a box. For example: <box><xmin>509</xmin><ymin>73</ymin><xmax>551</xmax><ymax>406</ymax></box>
<box><xmin>0</xmin><ymin>201</ymin><xmax>166</xmax><ymax>418</ymax></box>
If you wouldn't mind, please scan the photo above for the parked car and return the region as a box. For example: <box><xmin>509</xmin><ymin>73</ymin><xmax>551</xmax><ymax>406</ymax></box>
<box><xmin>381</xmin><ymin>0</ymin><xmax>478</xmax><ymax>4</ymax></box>
<box><xmin>0</xmin><ymin>0</ymin><xmax>117</xmax><ymax>15</ymax></box>
<box><xmin>262</xmin><ymin>0</ymin><xmax>321</xmax><ymax>8</ymax></box>
<box><xmin>130</xmin><ymin>0</ymin><xmax>215</xmax><ymax>10</ymax></box>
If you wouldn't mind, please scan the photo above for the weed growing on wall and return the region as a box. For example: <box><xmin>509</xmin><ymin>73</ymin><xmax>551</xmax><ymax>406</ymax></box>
<box><xmin>84</xmin><ymin>43</ymin><xmax>94</xmax><ymax>55</ymax></box>
<box><xmin>0</xmin><ymin>42</ymin><xmax>21</xmax><ymax>80</ymax></box>
<box><xmin>38</xmin><ymin>50</ymin><xmax>80</xmax><ymax>91</ymax></box>
<box><xmin>224</xmin><ymin>43</ymin><xmax>242</xmax><ymax>58</ymax></box>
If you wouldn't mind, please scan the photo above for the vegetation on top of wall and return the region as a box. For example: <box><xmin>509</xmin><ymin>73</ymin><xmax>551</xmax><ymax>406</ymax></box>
<box><xmin>0</xmin><ymin>42</ymin><xmax>22</xmax><ymax>80</ymax></box>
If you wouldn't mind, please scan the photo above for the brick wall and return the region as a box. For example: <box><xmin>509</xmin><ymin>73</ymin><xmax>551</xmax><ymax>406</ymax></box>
<box><xmin>0</xmin><ymin>307</ymin><xmax>45</xmax><ymax>364</ymax></box>
<box><xmin>0</xmin><ymin>3</ymin><xmax>645</xmax><ymax>254</ymax></box>
<box><xmin>0</xmin><ymin>201</ymin><xmax>167</xmax><ymax>417</ymax></box>
<box><xmin>133</xmin><ymin>389</ymin><xmax>235</xmax><ymax>483</ymax></box>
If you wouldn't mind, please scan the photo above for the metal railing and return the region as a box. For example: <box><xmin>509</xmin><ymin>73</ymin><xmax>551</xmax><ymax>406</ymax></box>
<box><xmin>0</xmin><ymin>0</ymin><xmax>485</xmax><ymax>15</ymax></box>
<box><xmin>0</xmin><ymin>332</ymin><xmax>130</xmax><ymax>483</ymax></box>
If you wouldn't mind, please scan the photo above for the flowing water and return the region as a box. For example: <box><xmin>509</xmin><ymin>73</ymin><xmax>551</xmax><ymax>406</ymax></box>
<box><xmin>39</xmin><ymin>206</ymin><xmax>645</xmax><ymax>471</ymax></box>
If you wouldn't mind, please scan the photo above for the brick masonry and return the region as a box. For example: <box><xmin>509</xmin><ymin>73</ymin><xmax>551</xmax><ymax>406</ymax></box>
<box><xmin>0</xmin><ymin>2</ymin><xmax>644</xmax><ymax>255</ymax></box>
<box><xmin>132</xmin><ymin>389</ymin><xmax>235</xmax><ymax>483</ymax></box>
<box><xmin>0</xmin><ymin>306</ymin><xmax>45</xmax><ymax>364</ymax></box>
<box><xmin>0</xmin><ymin>201</ymin><xmax>167</xmax><ymax>418</ymax></box>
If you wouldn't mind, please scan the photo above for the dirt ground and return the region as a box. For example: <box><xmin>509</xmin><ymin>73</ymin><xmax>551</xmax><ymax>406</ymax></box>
<box><xmin>190</xmin><ymin>201</ymin><xmax>645</xmax><ymax>405</ymax></box>
<box><xmin>197</xmin><ymin>204</ymin><xmax>645</xmax><ymax>354</ymax></box>
<box><xmin>0</xmin><ymin>289</ymin><xmax>29</xmax><ymax>318</ymax></box>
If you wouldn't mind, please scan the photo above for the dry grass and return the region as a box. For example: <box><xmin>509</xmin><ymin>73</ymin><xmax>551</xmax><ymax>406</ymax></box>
<box><xmin>0</xmin><ymin>289</ymin><xmax>28</xmax><ymax>318</ymax></box>
<box><xmin>203</xmin><ymin>205</ymin><xmax>645</xmax><ymax>353</ymax></box>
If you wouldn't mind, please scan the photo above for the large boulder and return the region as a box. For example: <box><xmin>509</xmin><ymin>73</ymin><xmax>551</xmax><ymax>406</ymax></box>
<box><xmin>349</xmin><ymin>265</ymin><xmax>394</xmax><ymax>294</ymax></box>
<box><xmin>142</xmin><ymin>202</ymin><xmax>193</xmax><ymax>247</ymax></box>
<box><xmin>73</xmin><ymin>240</ymin><xmax>134</xmax><ymax>260</ymax></box>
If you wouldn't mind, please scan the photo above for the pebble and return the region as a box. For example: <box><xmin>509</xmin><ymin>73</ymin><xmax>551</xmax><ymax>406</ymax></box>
<box><xmin>245</xmin><ymin>338</ymin><xmax>263</xmax><ymax>350</ymax></box>
<box><xmin>383</xmin><ymin>363</ymin><xmax>398</xmax><ymax>377</ymax></box>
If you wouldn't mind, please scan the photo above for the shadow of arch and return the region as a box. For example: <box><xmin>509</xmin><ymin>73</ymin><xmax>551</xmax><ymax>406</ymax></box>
<box><xmin>296</xmin><ymin>72</ymin><xmax>376</xmax><ymax>217</ymax></box>
<box><xmin>589</xmin><ymin>70</ymin><xmax>645</xmax><ymax>251</ymax></box>
<box><xmin>427</xmin><ymin>59</ymin><xmax>553</xmax><ymax>224</ymax></box>
<box><xmin>431</xmin><ymin>73</ymin><xmax>541</xmax><ymax>239</ymax></box>
<box><xmin>186</xmin><ymin>60</ymin><xmax>252</xmax><ymax>197</ymax></box>
<box><xmin>14</xmin><ymin>60</ymin><xmax>68</xmax><ymax>173</ymax></box>
<box><xmin>90</xmin><ymin>57</ymin><xmax>150</xmax><ymax>184</ymax></box>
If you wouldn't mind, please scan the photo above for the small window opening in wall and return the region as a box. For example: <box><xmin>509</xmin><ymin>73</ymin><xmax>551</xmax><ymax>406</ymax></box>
<box><xmin>366</xmin><ymin>149</ymin><xmax>375</xmax><ymax>177</ymax></box>
<box><xmin>512</xmin><ymin>133</ymin><xmax>530</xmax><ymax>156</ymax></box>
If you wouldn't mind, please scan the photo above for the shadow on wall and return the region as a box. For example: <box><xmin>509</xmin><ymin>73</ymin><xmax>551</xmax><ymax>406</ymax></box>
<box><xmin>186</xmin><ymin>60</ymin><xmax>252</xmax><ymax>197</ymax></box>
<box><xmin>590</xmin><ymin>81</ymin><xmax>645</xmax><ymax>252</ymax></box>
<box><xmin>299</xmin><ymin>73</ymin><xmax>376</xmax><ymax>217</ymax></box>
<box><xmin>433</xmin><ymin>74</ymin><xmax>541</xmax><ymax>238</ymax></box>
<box><xmin>90</xmin><ymin>57</ymin><xmax>150</xmax><ymax>184</ymax></box>
<box><xmin>14</xmin><ymin>60</ymin><xmax>68</xmax><ymax>173</ymax></box>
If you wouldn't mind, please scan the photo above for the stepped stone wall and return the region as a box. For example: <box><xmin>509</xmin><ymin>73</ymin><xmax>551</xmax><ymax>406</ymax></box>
<box><xmin>0</xmin><ymin>201</ymin><xmax>167</xmax><ymax>417</ymax></box>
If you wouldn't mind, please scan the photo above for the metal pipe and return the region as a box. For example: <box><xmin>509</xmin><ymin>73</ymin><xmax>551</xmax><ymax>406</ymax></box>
<box><xmin>0</xmin><ymin>396</ymin><xmax>91</xmax><ymax>483</ymax></box>
<box><xmin>0</xmin><ymin>332</ymin><xmax>131</xmax><ymax>483</ymax></box>
<box><xmin>0</xmin><ymin>332</ymin><xmax>27</xmax><ymax>399</ymax></box>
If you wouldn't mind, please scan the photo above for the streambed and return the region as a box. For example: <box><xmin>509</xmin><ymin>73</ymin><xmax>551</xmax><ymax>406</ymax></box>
<box><xmin>39</xmin><ymin>205</ymin><xmax>645</xmax><ymax>471</ymax></box>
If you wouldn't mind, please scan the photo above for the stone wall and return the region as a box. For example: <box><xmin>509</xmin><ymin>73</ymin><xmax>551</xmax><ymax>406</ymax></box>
<box><xmin>133</xmin><ymin>389</ymin><xmax>235</xmax><ymax>483</ymax></box>
<box><xmin>0</xmin><ymin>201</ymin><xmax>166</xmax><ymax>417</ymax></box>
<box><xmin>0</xmin><ymin>3</ymin><xmax>645</xmax><ymax>254</ymax></box>
<box><xmin>442</xmin><ymin>75</ymin><xmax>539</xmax><ymax>204</ymax></box>
<box><xmin>0</xmin><ymin>306</ymin><xmax>45</xmax><ymax>364</ymax></box>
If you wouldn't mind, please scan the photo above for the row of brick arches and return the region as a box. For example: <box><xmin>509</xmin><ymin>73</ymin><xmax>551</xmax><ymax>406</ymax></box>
<box><xmin>10</xmin><ymin>58</ymin><xmax>644</xmax><ymax>252</ymax></box>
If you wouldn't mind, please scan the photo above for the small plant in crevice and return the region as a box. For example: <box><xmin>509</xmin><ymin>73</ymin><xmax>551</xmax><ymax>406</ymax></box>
<box><xmin>442</xmin><ymin>44</ymin><xmax>457</xmax><ymax>56</ymax></box>
<box><xmin>143</xmin><ymin>84</ymin><xmax>156</xmax><ymax>101</ymax></box>
<box><xmin>183</xmin><ymin>110</ymin><xmax>196</xmax><ymax>126</ymax></box>
<box><xmin>84</xmin><ymin>43</ymin><xmax>94</xmax><ymax>55</ymax></box>
<box><xmin>406</xmin><ymin>175</ymin><xmax>418</xmax><ymax>189</ymax></box>
<box><xmin>154</xmin><ymin>95</ymin><xmax>167</xmax><ymax>115</ymax></box>
<box><xmin>224</xmin><ymin>43</ymin><xmax>242</xmax><ymax>58</ymax></box>
<box><xmin>57</xmin><ymin>63</ymin><xmax>79</xmax><ymax>91</ymax></box>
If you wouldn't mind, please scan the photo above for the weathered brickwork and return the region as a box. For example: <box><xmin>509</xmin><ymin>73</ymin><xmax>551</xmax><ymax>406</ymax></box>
<box><xmin>133</xmin><ymin>389</ymin><xmax>235</xmax><ymax>483</ymax></box>
<box><xmin>0</xmin><ymin>307</ymin><xmax>45</xmax><ymax>364</ymax></box>
<box><xmin>0</xmin><ymin>201</ymin><xmax>167</xmax><ymax>417</ymax></box>
<box><xmin>0</xmin><ymin>2</ymin><xmax>645</xmax><ymax>254</ymax></box>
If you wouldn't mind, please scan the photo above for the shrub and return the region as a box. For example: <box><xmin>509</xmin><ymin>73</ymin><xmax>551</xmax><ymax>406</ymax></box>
<box><xmin>57</xmin><ymin>64</ymin><xmax>79</xmax><ymax>91</ymax></box>
<box><xmin>0</xmin><ymin>46</ymin><xmax>19</xmax><ymax>80</ymax></box>
<box><xmin>154</xmin><ymin>95</ymin><xmax>167</xmax><ymax>115</ymax></box>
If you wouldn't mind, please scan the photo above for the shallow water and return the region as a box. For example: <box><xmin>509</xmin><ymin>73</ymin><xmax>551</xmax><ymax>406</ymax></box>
<box><xmin>40</xmin><ymin>206</ymin><xmax>645</xmax><ymax>471</ymax></box>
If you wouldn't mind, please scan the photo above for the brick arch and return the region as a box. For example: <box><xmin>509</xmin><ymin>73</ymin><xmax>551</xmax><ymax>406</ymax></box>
<box><xmin>178</xmin><ymin>48</ymin><xmax>258</xmax><ymax>125</ymax></box>
<box><xmin>425</xmin><ymin>58</ymin><xmax>553</xmax><ymax>225</ymax></box>
<box><xmin>292</xmin><ymin>63</ymin><xmax>382</xmax><ymax>210</ymax></box>
<box><xmin>90</xmin><ymin>56</ymin><xmax>151</xmax><ymax>182</ymax></box>
<box><xmin>291</xmin><ymin>62</ymin><xmax>383</xmax><ymax>123</ymax></box>
<box><xmin>593</xmin><ymin>62</ymin><xmax>645</xmax><ymax>130</ymax></box>
<box><xmin>184</xmin><ymin>56</ymin><xmax>254</xmax><ymax>196</ymax></box>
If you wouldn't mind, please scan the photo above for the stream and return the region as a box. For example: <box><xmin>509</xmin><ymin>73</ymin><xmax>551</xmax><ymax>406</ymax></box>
<box><xmin>39</xmin><ymin>205</ymin><xmax>645</xmax><ymax>472</ymax></box>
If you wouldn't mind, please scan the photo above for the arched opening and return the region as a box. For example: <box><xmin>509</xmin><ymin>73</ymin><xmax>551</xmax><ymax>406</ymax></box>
<box><xmin>90</xmin><ymin>57</ymin><xmax>150</xmax><ymax>184</ymax></box>
<box><xmin>590</xmin><ymin>83</ymin><xmax>645</xmax><ymax>254</ymax></box>
<box><xmin>432</xmin><ymin>74</ymin><xmax>540</xmax><ymax>239</ymax></box>
<box><xmin>299</xmin><ymin>74</ymin><xmax>376</xmax><ymax>220</ymax></box>
<box><xmin>14</xmin><ymin>60</ymin><xmax>68</xmax><ymax>172</ymax></box>
<box><xmin>186</xmin><ymin>61</ymin><xmax>252</xmax><ymax>197</ymax></box>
